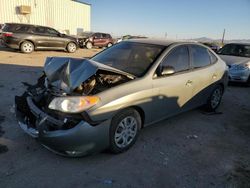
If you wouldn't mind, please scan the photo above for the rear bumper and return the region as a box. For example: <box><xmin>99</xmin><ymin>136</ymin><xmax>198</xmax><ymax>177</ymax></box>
<box><xmin>15</xmin><ymin>96</ymin><xmax>110</xmax><ymax>157</ymax></box>
<box><xmin>2</xmin><ymin>37</ymin><xmax>20</xmax><ymax>49</ymax></box>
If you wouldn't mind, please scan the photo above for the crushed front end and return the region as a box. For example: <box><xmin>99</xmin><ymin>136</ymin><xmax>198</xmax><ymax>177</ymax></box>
<box><xmin>15</xmin><ymin>57</ymin><xmax>133</xmax><ymax>157</ymax></box>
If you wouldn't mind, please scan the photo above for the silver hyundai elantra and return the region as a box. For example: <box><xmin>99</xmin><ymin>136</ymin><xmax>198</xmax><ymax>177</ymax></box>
<box><xmin>15</xmin><ymin>39</ymin><xmax>228</xmax><ymax>157</ymax></box>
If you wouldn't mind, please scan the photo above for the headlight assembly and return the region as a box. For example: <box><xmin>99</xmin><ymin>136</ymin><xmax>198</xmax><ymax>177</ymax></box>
<box><xmin>48</xmin><ymin>96</ymin><xmax>100</xmax><ymax>113</ymax></box>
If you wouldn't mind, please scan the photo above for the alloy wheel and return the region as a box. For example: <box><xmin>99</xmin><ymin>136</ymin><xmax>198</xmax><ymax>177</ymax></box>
<box><xmin>210</xmin><ymin>87</ymin><xmax>222</xmax><ymax>109</ymax></box>
<box><xmin>114</xmin><ymin>116</ymin><xmax>138</xmax><ymax>148</ymax></box>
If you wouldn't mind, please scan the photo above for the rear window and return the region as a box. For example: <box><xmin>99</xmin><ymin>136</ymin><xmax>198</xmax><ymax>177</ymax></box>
<box><xmin>2</xmin><ymin>24</ymin><xmax>30</xmax><ymax>33</ymax></box>
<box><xmin>2</xmin><ymin>24</ymin><xmax>15</xmax><ymax>32</ymax></box>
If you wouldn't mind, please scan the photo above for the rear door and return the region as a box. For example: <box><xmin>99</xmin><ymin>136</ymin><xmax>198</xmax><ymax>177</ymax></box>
<box><xmin>151</xmin><ymin>45</ymin><xmax>195</xmax><ymax>121</ymax></box>
<box><xmin>187</xmin><ymin>44</ymin><xmax>218</xmax><ymax>106</ymax></box>
<box><xmin>92</xmin><ymin>33</ymin><xmax>103</xmax><ymax>46</ymax></box>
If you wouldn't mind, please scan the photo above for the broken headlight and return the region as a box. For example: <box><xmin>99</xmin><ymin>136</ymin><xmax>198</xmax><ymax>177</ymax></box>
<box><xmin>48</xmin><ymin>96</ymin><xmax>100</xmax><ymax>113</ymax></box>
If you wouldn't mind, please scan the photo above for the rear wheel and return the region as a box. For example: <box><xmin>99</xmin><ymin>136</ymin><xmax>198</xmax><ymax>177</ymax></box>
<box><xmin>20</xmin><ymin>41</ymin><xmax>34</xmax><ymax>53</ymax></box>
<box><xmin>204</xmin><ymin>85</ymin><xmax>223</xmax><ymax>112</ymax></box>
<box><xmin>86</xmin><ymin>42</ymin><xmax>93</xmax><ymax>49</ymax></box>
<box><xmin>67</xmin><ymin>42</ymin><xmax>77</xmax><ymax>53</ymax></box>
<box><xmin>109</xmin><ymin>108</ymin><xmax>141</xmax><ymax>153</ymax></box>
<box><xmin>107</xmin><ymin>43</ymin><xmax>113</xmax><ymax>48</ymax></box>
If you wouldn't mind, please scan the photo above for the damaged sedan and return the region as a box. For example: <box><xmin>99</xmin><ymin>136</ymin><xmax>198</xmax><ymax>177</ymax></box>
<box><xmin>15</xmin><ymin>40</ymin><xmax>228</xmax><ymax>157</ymax></box>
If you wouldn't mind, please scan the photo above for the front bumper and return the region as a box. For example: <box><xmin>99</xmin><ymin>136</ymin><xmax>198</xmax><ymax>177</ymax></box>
<box><xmin>15</xmin><ymin>96</ymin><xmax>110</xmax><ymax>157</ymax></box>
<box><xmin>228</xmin><ymin>68</ymin><xmax>250</xmax><ymax>83</ymax></box>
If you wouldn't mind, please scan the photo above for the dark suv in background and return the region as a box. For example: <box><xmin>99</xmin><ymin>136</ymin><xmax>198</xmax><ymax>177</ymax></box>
<box><xmin>0</xmin><ymin>23</ymin><xmax>78</xmax><ymax>53</ymax></box>
<box><xmin>77</xmin><ymin>32</ymin><xmax>114</xmax><ymax>49</ymax></box>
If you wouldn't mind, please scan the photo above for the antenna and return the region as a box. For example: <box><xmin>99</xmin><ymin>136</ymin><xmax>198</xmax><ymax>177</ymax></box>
<box><xmin>221</xmin><ymin>29</ymin><xmax>226</xmax><ymax>45</ymax></box>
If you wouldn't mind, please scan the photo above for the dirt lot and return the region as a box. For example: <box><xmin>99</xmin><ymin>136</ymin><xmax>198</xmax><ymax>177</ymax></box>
<box><xmin>0</xmin><ymin>46</ymin><xmax>250</xmax><ymax>188</ymax></box>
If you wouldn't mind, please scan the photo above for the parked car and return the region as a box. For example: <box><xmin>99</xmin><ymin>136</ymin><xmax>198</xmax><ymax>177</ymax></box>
<box><xmin>117</xmin><ymin>35</ymin><xmax>147</xmax><ymax>43</ymax></box>
<box><xmin>217</xmin><ymin>43</ymin><xmax>250</xmax><ymax>86</ymax></box>
<box><xmin>15</xmin><ymin>40</ymin><xmax>228</xmax><ymax>157</ymax></box>
<box><xmin>76</xmin><ymin>32</ymin><xmax>114</xmax><ymax>49</ymax></box>
<box><xmin>201</xmin><ymin>42</ymin><xmax>220</xmax><ymax>52</ymax></box>
<box><xmin>0</xmin><ymin>23</ymin><xmax>78</xmax><ymax>53</ymax></box>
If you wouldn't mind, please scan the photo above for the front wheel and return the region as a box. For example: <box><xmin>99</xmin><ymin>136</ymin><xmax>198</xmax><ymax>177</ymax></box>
<box><xmin>86</xmin><ymin>42</ymin><xmax>93</xmax><ymax>49</ymax></box>
<box><xmin>204</xmin><ymin>85</ymin><xmax>223</xmax><ymax>112</ymax></box>
<box><xmin>109</xmin><ymin>108</ymin><xmax>141</xmax><ymax>153</ymax></box>
<box><xmin>67</xmin><ymin>42</ymin><xmax>77</xmax><ymax>53</ymax></box>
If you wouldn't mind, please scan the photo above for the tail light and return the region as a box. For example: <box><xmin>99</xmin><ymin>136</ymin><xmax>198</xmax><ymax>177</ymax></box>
<box><xmin>3</xmin><ymin>32</ymin><xmax>13</xmax><ymax>37</ymax></box>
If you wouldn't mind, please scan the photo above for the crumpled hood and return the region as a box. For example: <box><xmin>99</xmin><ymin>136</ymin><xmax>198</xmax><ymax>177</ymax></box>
<box><xmin>44</xmin><ymin>57</ymin><xmax>134</xmax><ymax>93</ymax></box>
<box><xmin>219</xmin><ymin>55</ymin><xmax>250</xmax><ymax>66</ymax></box>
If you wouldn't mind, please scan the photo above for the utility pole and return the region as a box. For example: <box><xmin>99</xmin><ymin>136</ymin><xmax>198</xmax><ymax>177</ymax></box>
<box><xmin>221</xmin><ymin>29</ymin><xmax>226</xmax><ymax>45</ymax></box>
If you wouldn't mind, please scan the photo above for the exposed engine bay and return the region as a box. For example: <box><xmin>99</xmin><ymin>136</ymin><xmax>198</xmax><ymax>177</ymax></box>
<box><xmin>15</xmin><ymin>57</ymin><xmax>134</xmax><ymax>131</ymax></box>
<box><xmin>74</xmin><ymin>71</ymin><xmax>130</xmax><ymax>95</ymax></box>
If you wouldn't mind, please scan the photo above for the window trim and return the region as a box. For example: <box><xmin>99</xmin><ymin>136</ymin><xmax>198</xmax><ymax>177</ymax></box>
<box><xmin>208</xmin><ymin>50</ymin><xmax>218</xmax><ymax>64</ymax></box>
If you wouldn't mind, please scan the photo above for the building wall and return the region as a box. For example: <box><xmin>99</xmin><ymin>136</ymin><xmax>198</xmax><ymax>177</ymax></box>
<box><xmin>0</xmin><ymin>0</ymin><xmax>91</xmax><ymax>34</ymax></box>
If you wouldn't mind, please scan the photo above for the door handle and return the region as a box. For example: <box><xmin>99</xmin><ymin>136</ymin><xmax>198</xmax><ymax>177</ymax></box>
<box><xmin>186</xmin><ymin>80</ymin><xmax>193</xmax><ymax>86</ymax></box>
<box><xmin>212</xmin><ymin>74</ymin><xmax>217</xmax><ymax>79</ymax></box>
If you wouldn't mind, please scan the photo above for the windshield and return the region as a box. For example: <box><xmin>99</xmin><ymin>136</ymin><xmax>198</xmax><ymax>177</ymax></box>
<box><xmin>91</xmin><ymin>42</ymin><xmax>165</xmax><ymax>77</ymax></box>
<box><xmin>218</xmin><ymin>44</ymin><xmax>250</xmax><ymax>58</ymax></box>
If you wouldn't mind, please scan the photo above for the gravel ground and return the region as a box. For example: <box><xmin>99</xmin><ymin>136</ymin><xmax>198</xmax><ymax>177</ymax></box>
<box><xmin>0</xmin><ymin>46</ymin><xmax>250</xmax><ymax>188</ymax></box>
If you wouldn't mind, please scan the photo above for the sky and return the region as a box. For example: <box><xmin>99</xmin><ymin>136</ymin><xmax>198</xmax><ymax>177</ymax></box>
<box><xmin>80</xmin><ymin>0</ymin><xmax>250</xmax><ymax>40</ymax></box>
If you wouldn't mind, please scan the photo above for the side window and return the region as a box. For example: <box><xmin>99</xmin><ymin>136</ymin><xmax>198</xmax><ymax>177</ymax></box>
<box><xmin>101</xmin><ymin>34</ymin><xmax>107</xmax><ymax>38</ymax></box>
<box><xmin>46</xmin><ymin>28</ymin><xmax>59</xmax><ymax>36</ymax></box>
<box><xmin>34</xmin><ymin>27</ymin><xmax>46</xmax><ymax>34</ymax></box>
<box><xmin>14</xmin><ymin>25</ymin><xmax>29</xmax><ymax>32</ymax></box>
<box><xmin>209</xmin><ymin>51</ymin><xmax>218</xmax><ymax>64</ymax></box>
<box><xmin>160</xmin><ymin>46</ymin><xmax>190</xmax><ymax>74</ymax></box>
<box><xmin>190</xmin><ymin>45</ymin><xmax>211</xmax><ymax>68</ymax></box>
<box><xmin>94</xmin><ymin>33</ymin><xmax>101</xmax><ymax>38</ymax></box>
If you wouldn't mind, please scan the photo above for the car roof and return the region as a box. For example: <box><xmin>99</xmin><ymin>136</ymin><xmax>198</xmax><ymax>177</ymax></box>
<box><xmin>4</xmin><ymin>23</ymin><xmax>51</xmax><ymax>28</ymax></box>
<box><xmin>225</xmin><ymin>43</ymin><xmax>250</xmax><ymax>46</ymax></box>
<box><xmin>127</xmin><ymin>39</ymin><xmax>199</xmax><ymax>47</ymax></box>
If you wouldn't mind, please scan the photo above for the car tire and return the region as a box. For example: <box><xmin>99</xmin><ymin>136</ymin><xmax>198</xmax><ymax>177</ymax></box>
<box><xmin>20</xmin><ymin>41</ymin><xmax>34</xmax><ymax>53</ymax></box>
<box><xmin>246</xmin><ymin>76</ymin><xmax>250</xmax><ymax>87</ymax></box>
<box><xmin>204</xmin><ymin>85</ymin><xmax>223</xmax><ymax>112</ymax></box>
<box><xmin>86</xmin><ymin>42</ymin><xmax>93</xmax><ymax>49</ymax></box>
<box><xmin>107</xmin><ymin>43</ymin><xmax>113</xmax><ymax>48</ymax></box>
<box><xmin>109</xmin><ymin>108</ymin><xmax>141</xmax><ymax>154</ymax></box>
<box><xmin>67</xmin><ymin>42</ymin><xmax>77</xmax><ymax>53</ymax></box>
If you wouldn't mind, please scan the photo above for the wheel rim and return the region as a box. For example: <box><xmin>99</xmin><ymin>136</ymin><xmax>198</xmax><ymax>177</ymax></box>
<box><xmin>86</xmin><ymin>43</ymin><xmax>92</xmax><ymax>49</ymax></box>
<box><xmin>211</xmin><ymin>88</ymin><xmax>222</xmax><ymax>109</ymax></box>
<box><xmin>22</xmin><ymin>43</ymin><xmax>33</xmax><ymax>52</ymax></box>
<box><xmin>107</xmin><ymin>43</ymin><xmax>112</xmax><ymax>47</ymax></box>
<box><xmin>68</xmin><ymin>43</ymin><xmax>76</xmax><ymax>52</ymax></box>
<box><xmin>114</xmin><ymin>116</ymin><xmax>138</xmax><ymax>148</ymax></box>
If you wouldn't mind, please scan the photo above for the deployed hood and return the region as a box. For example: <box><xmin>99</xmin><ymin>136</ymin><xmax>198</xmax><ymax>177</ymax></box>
<box><xmin>219</xmin><ymin>55</ymin><xmax>250</xmax><ymax>66</ymax></box>
<box><xmin>44</xmin><ymin>57</ymin><xmax>134</xmax><ymax>93</ymax></box>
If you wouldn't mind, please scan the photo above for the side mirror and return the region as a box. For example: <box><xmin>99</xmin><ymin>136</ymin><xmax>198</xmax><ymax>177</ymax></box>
<box><xmin>161</xmin><ymin>66</ymin><xmax>175</xmax><ymax>76</ymax></box>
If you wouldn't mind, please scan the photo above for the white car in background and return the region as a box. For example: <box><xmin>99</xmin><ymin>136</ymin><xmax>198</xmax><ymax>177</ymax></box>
<box><xmin>218</xmin><ymin>43</ymin><xmax>250</xmax><ymax>86</ymax></box>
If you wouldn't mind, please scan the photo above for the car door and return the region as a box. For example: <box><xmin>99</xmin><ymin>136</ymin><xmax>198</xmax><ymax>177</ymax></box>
<box><xmin>151</xmin><ymin>45</ymin><xmax>195</xmax><ymax>121</ymax></box>
<box><xmin>187</xmin><ymin>44</ymin><xmax>218</xmax><ymax>106</ymax></box>
<box><xmin>92</xmin><ymin>33</ymin><xmax>102</xmax><ymax>46</ymax></box>
<box><xmin>45</xmin><ymin>27</ymin><xmax>66</xmax><ymax>48</ymax></box>
<box><xmin>32</xmin><ymin>26</ymin><xmax>53</xmax><ymax>48</ymax></box>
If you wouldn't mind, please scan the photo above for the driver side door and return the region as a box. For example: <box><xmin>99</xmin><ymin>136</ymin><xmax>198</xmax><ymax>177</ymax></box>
<box><xmin>151</xmin><ymin>45</ymin><xmax>195</xmax><ymax>121</ymax></box>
